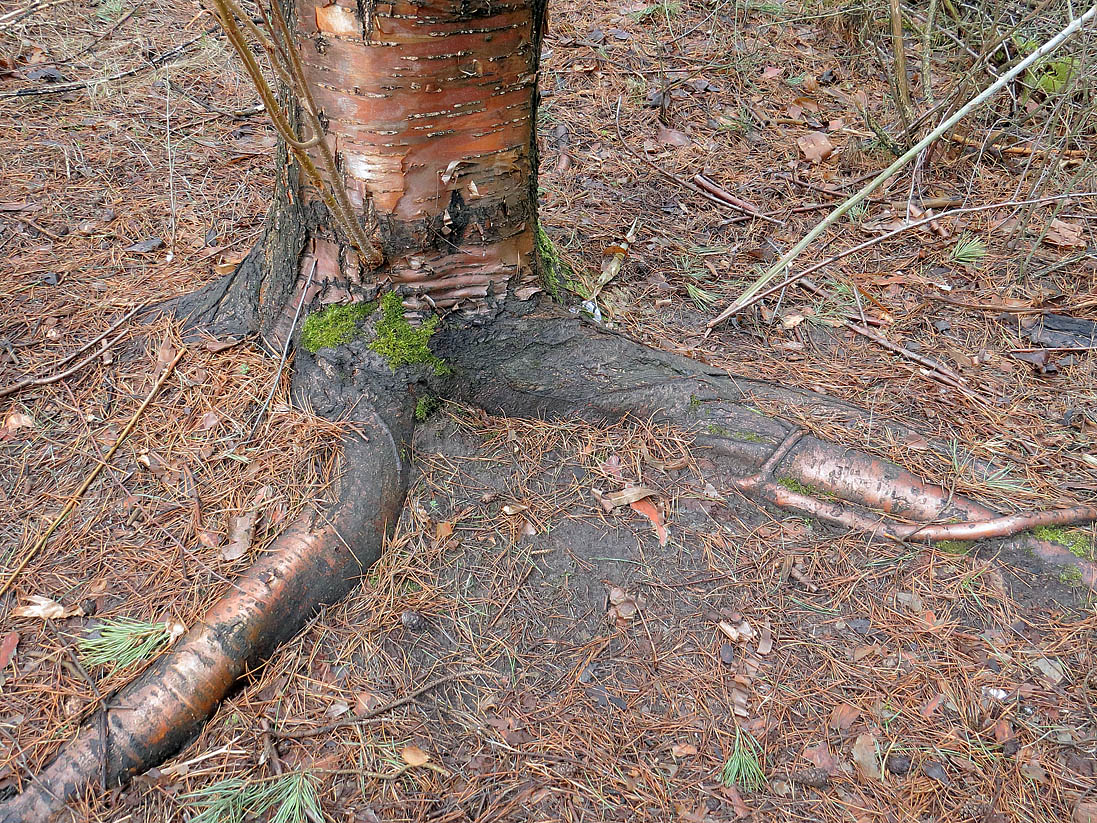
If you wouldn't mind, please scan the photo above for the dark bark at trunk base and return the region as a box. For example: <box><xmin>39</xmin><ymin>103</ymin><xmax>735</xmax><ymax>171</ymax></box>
<box><xmin>4</xmin><ymin>301</ymin><xmax>1096</xmax><ymax>822</ymax></box>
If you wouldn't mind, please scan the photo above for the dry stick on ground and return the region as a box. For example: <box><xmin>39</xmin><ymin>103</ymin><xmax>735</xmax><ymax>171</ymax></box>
<box><xmin>706</xmin><ymin>2</ymin><xmax>1097</xmax><ymax>331</ymax></box>
<box><xmin>271</xmin><ymin>670</ymin><xmax>498</xmax><ymax>740</ymax></box>
<box><xmin>0</xmin><ymin>303</ymin><xmax>145</xmax><ymax>399</ymax></box>
<box><xmin>723</xmin><ymin>191</ymin><xmax>1097</xmax><ymax>319</ymax></box>
<box><xmin>0</xmin><ymin>30</ymin><xmax>215</xmax><ymax>99</ymax></box>
<box><xmin>613</xmin><ymin>99</ymin><xmax>782</xmax><ymax>226</ymax></box>
<box><xmin>0</xmin><ymin>347</ymin><xmax>186</xmax><ymax>599</ymax></box>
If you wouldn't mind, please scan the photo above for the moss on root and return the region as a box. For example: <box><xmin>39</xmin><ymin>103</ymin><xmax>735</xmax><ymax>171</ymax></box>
<box><xmin>415</xmin><ymin>394</ymin><xmax>440</xmax><ymax>422</ymax></box>
<box><xmin>1033</xmin><ymin>526</ymin><xmax>1096</xmax><ymax>560</ymax></box>
<box><xmin>536</xmin><ymin>223</ymin><xmax>571</xmax><ymax>301</ymax></box>
<box><xmin>300</xmin><ymin>303</ymin><xmax>373</xmax><ymax>353</ymax></box>
<box><xmin>369</xmin><ymin>291</ymin><xmax>449</xmax><ymax>374</ymax></box>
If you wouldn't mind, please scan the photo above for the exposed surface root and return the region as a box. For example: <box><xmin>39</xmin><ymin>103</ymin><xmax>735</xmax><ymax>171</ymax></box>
<box><xmin>437</xmin><ymin>304</ymin><xmax>1097</xmax><ymax>589</ymax></box>
<box><xmin>0</xmin><ymin>354</ymin><xmax>412</xmax><ymax>823</ymax></box>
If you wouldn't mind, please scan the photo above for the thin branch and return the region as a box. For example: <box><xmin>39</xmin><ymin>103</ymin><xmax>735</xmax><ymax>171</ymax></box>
<box><xmin>707</xmin><ymin>2</ymin><xmax>1097</xmax><ymax>331</ymax></box>
<box><xmin>0</xmin><ymin>348</ymin><xmax>186</xmax><ymax>598</ymax></box>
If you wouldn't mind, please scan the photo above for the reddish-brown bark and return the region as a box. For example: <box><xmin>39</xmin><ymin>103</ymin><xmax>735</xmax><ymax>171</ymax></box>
<box><xmin>296</xmin><ymin>0</ymin><xmax>543</xmax><ymax>312</ymax></box>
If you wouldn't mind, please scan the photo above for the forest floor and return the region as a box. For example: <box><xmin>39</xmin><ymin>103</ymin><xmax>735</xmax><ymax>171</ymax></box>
<box><xmin>1</xmin><ymin>0</ymin><xmax>1096</xmax><ymax>821</ymax></box>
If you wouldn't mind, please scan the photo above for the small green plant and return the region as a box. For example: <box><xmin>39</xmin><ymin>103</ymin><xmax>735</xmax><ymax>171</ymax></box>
<box><xmin>1034</xmin><ymin>526</ymin><xmax>1095</xmax><ymax>560</ymax></box>
<box><xmin>720</xmin><ymin>726</ymin><xmax>766</xmax><ymax>791</ymax></box>
<box><xmin>777</xmin><ymin>475</ymin><xmax>814</xmax><ymax>495</ymax></box>
<box><xmin>1059</xmin><ymin>566</ymin><xmax>1083</xmax><ymax>586</ymax></box>
<box><xmin>951</xmin><ymin>235</ymin><xmax>987</xmax><ymax>267</ymax></box>
<box><xmin>96</xmin><ymin>0</ymin><xmax>125</xmax><ymax>21</ymax></box>
<box><xmin>300</xmin><ymin>302</ymin><xmax>372</xmax><ymax>353</ymax></box>
<box><xmin>415</xmin><ymin>394</ymin><xmax>440</xmax><ymax>422</ymax></box>
<box><xmin>79</xmin><ymin>618</ymin><xmax>180</xmax><ymax>670</ymax></box>
<box><xmin>185</xmin><ymin>771</ymin><xmax>321</xmax><ymax>823</ymax></box>
<box><xmin>369</xmin><ymin>291</ymin><xmax>448</xmax><ymax>374</ymax></box>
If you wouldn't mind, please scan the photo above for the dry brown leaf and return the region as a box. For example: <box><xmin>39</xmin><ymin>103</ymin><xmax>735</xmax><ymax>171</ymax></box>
<box><xmin>802</xmin><ymin>742</ymin><xmax>838</xmax><ymax>775</ymax></box>
<box><xmin>0</xmin><ymin>631</ymin><xmax>18</xmax><ymax>670</ymax></box>
<box><xmin>671</xmin><ymin>743</ymin><xmax>698</xmax><ymax>757</ymax></box>
<box><xmin>1075</xmin><ymin>800</ymin><xmax>1097</xmax><ymax>823</ymax></box>
<box><xmin>851</xmin><ymin>733</ymin><xmax>882</xmax><ymax>782</ymax></box>
<box><xmin>657</xmin><ymin>125</ymin><xmax>692</xmax><ymax>147</ymax></box>
<box><xmin>757</xmin><ymin>622</ymin><xmax>773</xmax><ymax>655</ymax></box>
<box><xmin>630</xmin><ymin>497</ymin><xmax>668</xmax><ymax>546</ymax></box>
<box><xmin>12</xmin><ymin>595</ymin><xmax>84</xmax><ymax>621</ymax></box>
<box><xmin>604</xmin><ymin>486</ymin><xmax>657</xmax><ymax>509</ymax></box>
<box><xmin>435</xmin><ymin>520</ymin><xmax>454</xmax><ymax>542</ymax></box>
<box><xmin>797</xmin><ymin>131</ymin><xmax>833</xmax><ymax>163</ymax></box>
<box><xmin>1044</xmin><ymin>218</ymin><xmax>1085</xmax><ymax>249</ymax></box>
<box><xmin>829</xmin><ymin>703</ymin><xmax>859</xmax><ymax>730</ymax></box>
<box><xmin>3</xmin><ymin>411</ymin><xmax>34</xmax><ymax>434</ymax></box>
<box><xmin>401</xmin><ymin>745</ymin><xmax>431</xmax><ymax>767</ymax></box>
<box><xmin>222</xmin><ymin>486</ymin><xmax>271</xmax><ymax>562</ymax></box>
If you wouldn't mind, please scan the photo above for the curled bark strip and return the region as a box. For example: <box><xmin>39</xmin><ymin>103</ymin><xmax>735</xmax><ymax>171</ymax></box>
<box><xmin>0</xmin><ymin>391</ymin><xmax>411</xmax><ymax>822</ymax></box>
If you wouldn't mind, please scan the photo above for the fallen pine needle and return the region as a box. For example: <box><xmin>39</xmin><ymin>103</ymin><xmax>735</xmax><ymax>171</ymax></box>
<box><xmin>0</xmin><ymin>347</ymin><xmax>186</xmax><ymax>599</ymax></box>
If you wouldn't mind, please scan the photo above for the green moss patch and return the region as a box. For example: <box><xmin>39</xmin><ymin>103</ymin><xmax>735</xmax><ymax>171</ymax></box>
<box><xmin>536</xmin><ymin>223</ymin><xmax>572</xmax><ymax>301</ymax></box>
<box><xmin>369</xmin><ymin>291</ymin><xmax>449</xmax><ymax>374</ymax></box>
<box><xmin>1059</xmin><ymin>566</ymin><xmax>1083</xmax><ymax>586</ymax></box>
<box><xmin>1033</xmin><ymin>526</ymin><xmax>1095</xmax><ymax>560</ymax></box>
<box><xmin>300</xmin><ymin>303</ymin><xmax>373</xmax><ymax>353</ymax></box>
<box><xmin>415</xmin><ymin>394</ymin><xmax>440</xmax><ymax>422</ymax></box>
<box><xmin>935</xmin><ymin>540</ymin><xmax>971</xmax><ymax>556</ymax></box>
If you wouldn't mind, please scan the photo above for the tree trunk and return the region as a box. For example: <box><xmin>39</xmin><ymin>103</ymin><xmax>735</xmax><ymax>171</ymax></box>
<box><xmin>5</xmin><ymin>1</ymin><xmax>1096</xmax><ymax>820</ymax></box>
<box><xmin>190</xmin><ymin>0</ymin><xmax>546</xmax><ymax>344</ymax></box>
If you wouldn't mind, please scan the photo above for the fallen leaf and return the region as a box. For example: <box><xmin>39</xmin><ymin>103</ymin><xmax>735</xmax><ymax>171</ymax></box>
<box><xmin>722</xmin><ymin>783</ymin><xmax>750</xmax><ymax>818</ymax></box>
<box><xmin>630</xmin><ymin>497</ymin><xmax>668</xmax><ymax>546</ymax></box>
<box><xmin>1075</xmin><ymin>800</ymin><xmax>1097</xmax><ymax>823</ymax></box>
<box><xmin>802</xmin><ymin>742</ymin><xmax>838</xmax><ymax>775</ymax></box>
<box><xmin>603</xmin><ymin>486</ymin><xmax>657</xmax><ymax>509</ymax></box>
<box><xmin>1044</xmin><ymin>218</ymin><xmax>1085</xmax><ymax>249</ymax></box>
<box><xmin>326</xmin><ymin>701</ymin><xmax>350</xmax><ymax>718</ymax></box>
<box><xmin>355</xmin><ymin>691</ymin><xmax>380</xmax><ymax>713</ymax></box>
<box><xmin>829</xmin><ymin>703</ymin><xmax>859</xmax><ymax>730</ymax></box>
<box><xmin>198</xmin><ymin>411</ymin><xmax>219</xmax><ymax>432</ymax></box>
<box><xmin>0</xmin><ymin>631</ymin><xmax>18</xmax><ymax>669</ymax></box>
<box><xmin>671</xmin><ymin>743</ymin><xmax>698</xmax><ymax>757</ymax></box>
<box><xmin>921</xmin><ymin>760</ymin><xmax>949</xmax><ymax>784</ymax></box>
<box><xmin>757</xmin><ymin>623</ymin><xmax>773</xmax><ymax>655</ymax></box>
<box><xmin>797</xmin><ymin>131</ymin><xmax>834</xmax><ymax>163</ymax></box>
<box><xmin>1020</xmin><ymin>759</ymin><xmax>1047</xmax><ymax>782</ymax></box>
<box><xmin>1033</xmin><ymin>657</ymin><xmax>1066</xmax><ymax>686</ymax></box>
<box><xmin>435</xmin><ymin>520</ymin><xmax>454</xmax><ymax>542</ymax></box>
<box><xmin>12</xmin><ymin>595</ymin><xmax>84</xmax><ymax>621</ymax></box>
<box><xmin>401</xmin><ymin>745</ymin><xmax>430</xmax><ymax>767</ymax></box>
<box><xmin>762</xmin><ymin>65</ymin><xmax>782</xmax><ymax>80</ymax></box>
<box><xmin>222</xmin><ymin>486</ymin><xmax>271</xmax><ymax>561</ymax></box>
<box><xmin>502</xmin><ymin>503</ymin><xmax>528</xmax><ymax>515</ymax></box>
<box><xmin>657</xmin><ymin>125</ymin><xmax>692</xmax><ymax>147</ymax></box>
<box><xmin>851</xmin><ymin>733</ymin><xmax>882</xmax><ymax>782</ymax></box>
<box><xmin>125</xmin><ymin>237</ymin><xmax>163</xmax><ymax>253</ymax></box>
<box><xmin>921</xmin><ymin>693</ymin><xmax>947</xmax><ymax>717</ymax></box>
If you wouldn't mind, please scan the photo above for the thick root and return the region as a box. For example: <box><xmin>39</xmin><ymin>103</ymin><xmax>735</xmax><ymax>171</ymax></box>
<box><xmin>0</xmin><ymin>352</ymin><xmax>413</xmax><ymax>823</ymax></box>
<box><xmin>436</xmin><ymin>304</ymin><xmax>1097</xmax><ymax>589</ymax></box>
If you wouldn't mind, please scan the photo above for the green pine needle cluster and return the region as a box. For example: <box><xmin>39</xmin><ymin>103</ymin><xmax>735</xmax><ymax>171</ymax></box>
<box><xmin>369</xmin><ymin>291</ymin><xmax>449</xmax><ymax>374</ymax></box>
<box><xmin>720</xmin><ymin>727</ymin><xmax>766</xmax><ymax>791</ymax></box>
<box><xmin>951</xmin><ymin>235</ymin><xmax>987</xmax><ymax>266</ymax></box>
<box><xmin>185</xmin><ymin>771</ymin><xmax>321</xmax><ymax>823</ymax></box>
<box><xmin>79</xmin><ymin>618</ymin><xmax>178</xmax><ymax>670</ymax></box>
